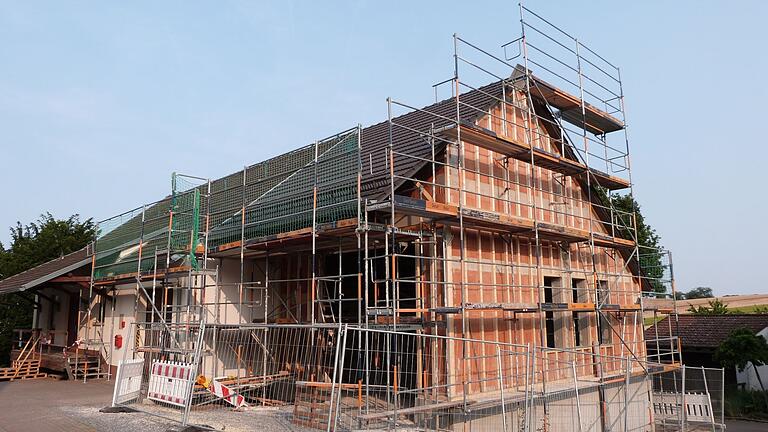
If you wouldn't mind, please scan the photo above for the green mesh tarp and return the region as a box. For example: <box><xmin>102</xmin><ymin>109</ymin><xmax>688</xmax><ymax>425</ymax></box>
<box><xmin>169</xmin><ymin>176</ymin><xmax>203</xmax><ymax>270</ymax></box>
<box><xmin>204</xmin><ymin>143</ymin><xmax>321</xmax><ymax>248</ymax></box>
<box><xmin>92</xmin><ymin>198</ymin><xmax>171</xmax><ymax>279</ymax></box>
<box><xmin>242</xmin><ymin>129</ymin><xmax>359</xmax><ymax>241</ymax></box>
<box><xmin>208</xmin><ymin>128</ymin><xmax>360</xmax><ymax>248</ymax></box>
<box><xmin>92</xmin><ymin>174</ymin><xmax>206</xmax><ymax>279</ymax></box>
<box><xmin>91</xmin><ymin>127</ymin><xmax>360</xmax><ymax>280</ymax></box>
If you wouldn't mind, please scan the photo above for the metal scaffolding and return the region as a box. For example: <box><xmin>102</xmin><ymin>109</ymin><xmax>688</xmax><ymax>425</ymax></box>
<box><xmin>73</xmin><ymin>5</ymin><xmax>702</xmax><ymax>431</ymax></box>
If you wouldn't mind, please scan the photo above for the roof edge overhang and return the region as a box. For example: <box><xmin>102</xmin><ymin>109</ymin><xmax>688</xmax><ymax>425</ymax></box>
<box><xmin>20</xmin><ymin>257</ymin><xmax>92</xmax><ymax>292</ymax></box>
<box><xmin>0</xmin><ymin>247</ymin><xmax>92</xmax><ymax>296</ymax></box>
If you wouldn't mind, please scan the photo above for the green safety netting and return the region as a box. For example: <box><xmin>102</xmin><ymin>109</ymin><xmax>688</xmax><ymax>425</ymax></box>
<box><xmin>91</xmin><ymin>127</ymin><xmax>360</xmax><ymax>281</ymax></box>
<box><xmin>169</xmin><ymin>175</ymin><xmax>204</xmax><ymax>270</ymax></box>
<box><xmin>208</xmin><ymin>128</ymin><xmax>359</xmax><ymax>248</ymax></box>
<box><xmin>92</xmin><ymin>177</ymin><xmax>204</xmax><ymax>280</ymax></box>
<box><xmin>92</xmin><ymin>197</ymin><xmax>172</xmax><ymax>279</ymax></box>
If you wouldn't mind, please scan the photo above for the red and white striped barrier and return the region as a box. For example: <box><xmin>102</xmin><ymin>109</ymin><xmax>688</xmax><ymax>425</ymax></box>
<box><xmin>147</xmin><ymin>361</ymin><xmax>194</xmax><ymax>408</ymax></box>
<box><xmin>211</xmin><ymin>378</ymin><xmax>248</xmax><ymax>408</ymax></box>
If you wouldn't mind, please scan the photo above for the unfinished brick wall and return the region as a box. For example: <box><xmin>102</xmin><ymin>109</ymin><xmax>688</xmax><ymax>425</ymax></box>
<box><xmin>413</xmin><ymin>93</ymin><xmax>644</xmax><ymax>394</ymax></box>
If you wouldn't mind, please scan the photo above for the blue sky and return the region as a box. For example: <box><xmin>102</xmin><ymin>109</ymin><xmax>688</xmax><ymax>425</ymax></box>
<box><xmin>0</xmin><ymin>1</ymin><xmax>766</xmax><ymax>295</ymax></box>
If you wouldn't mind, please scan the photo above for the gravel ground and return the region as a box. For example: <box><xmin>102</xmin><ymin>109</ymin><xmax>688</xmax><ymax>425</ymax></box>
<box><xmin>726</xmin><ymin>419</ymin><xmax>768</xmax><ymax>431</ymax></box>
<box><xmin>62</xmin><ymin>405</ymin><xmax>173</xmax><ymax>432</ymax></box>
<box><xmin>0</xmin><ymin>379</ymin><xmax>174</xmax><ymax>432</ymax></box>
<box><xmin>7</xmin><ymin>378</ymin><xmax>765</xmax><ymax>432</ymax></box>
<box><xmin>0</xmin><ymin>378</ymin><xmax>313</xmax><ymax>432</ymax></box>
<box><xmin>66</xmin><ymin>403</ymin><xmax>312</xmax><ymax>432</ymax></box>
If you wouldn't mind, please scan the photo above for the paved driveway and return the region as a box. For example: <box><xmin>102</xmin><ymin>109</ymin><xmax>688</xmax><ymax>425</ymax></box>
<box><xmin>0</xmin><ymin>378</ymin><xmax>304</xmax><ymax>432</ymax></box>
<box><xmin>2</xmin><ymin>378</ymin><xmax>767</xmax><ymax>432</ymax></box>
<box><xmin>0</xmin><ymin>379</ymin><xmax>171</xmax><ymax>432</ymax></box>
<box><xmin>726</xmin><ymin>419</ymin><xmax>768</xmax><ymax>431</ymax></box>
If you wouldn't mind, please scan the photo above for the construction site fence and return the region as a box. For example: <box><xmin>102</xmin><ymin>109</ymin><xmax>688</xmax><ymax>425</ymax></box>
<box><xmin>652</xmin><ymin>365</ymin><xmax>726</xmax><ymax>432</ymax></box>
<box><xmin>109</xmin><ymin>323</ymin><xmax>716</xmax><ymax>432</ymax></box>
<box><xmin>111</xmin><ymin>321</ymin><xmax>206</xmax><ymax>426</ymax></box>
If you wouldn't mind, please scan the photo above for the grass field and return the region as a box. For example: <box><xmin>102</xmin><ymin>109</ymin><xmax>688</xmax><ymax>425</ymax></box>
<box><xmin>728</xmin><ymin>304</ymin><xmax>768</xmax><ymax>314</ymax></box>
<box><xmin>644</xmin><ymin>303</ymin><xmax>768</xmax><ymax>327</ymax></box>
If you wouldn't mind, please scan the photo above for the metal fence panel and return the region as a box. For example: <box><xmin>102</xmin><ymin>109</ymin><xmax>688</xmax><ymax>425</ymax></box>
<box><xmin>652</xmin><ymin>365</ymin><xmax>725</xmax><ymax>432</ymax></box>
<box><xmin>110</xmin><ymin>323</ymin><xmax>721</xmax><ymax>432</ymax></box>
<box><xmin>333</xmin><ymin>327</ymin><xmax>534</xmax><ymax>431</ymax></box>
<box><xmin>112</xmin><ymin>358</ymin><xmax>144</xmax><ymax>405</ymax></box>
<box><xmin>111</xmin><ymin>322</ymin><xmax>205</xmax><ymax>426</ymax></box>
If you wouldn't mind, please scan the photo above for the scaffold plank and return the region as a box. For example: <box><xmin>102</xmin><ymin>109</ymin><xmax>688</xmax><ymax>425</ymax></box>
<box><xmin>525</xmin><ymin>74</ymin><xmax>625</xmax><ymax>134</ymax></box>
<box><xmin>441</xmin><ymin>122</ymin><xmax>629</xmax><ymax>190</ymax></box>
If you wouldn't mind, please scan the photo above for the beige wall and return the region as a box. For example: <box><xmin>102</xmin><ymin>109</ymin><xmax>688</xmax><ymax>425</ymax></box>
<box><xmin>36</xmin><ymin>287</ymin><xmax>74</xmax><ymax>346</ymax></box>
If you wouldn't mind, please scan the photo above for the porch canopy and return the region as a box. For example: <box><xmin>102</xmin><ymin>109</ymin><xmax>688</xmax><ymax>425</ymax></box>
<box><xmin>0</xmin><ymin>246</ymin><xmax>91</xmax><ymax>296</ymax></box>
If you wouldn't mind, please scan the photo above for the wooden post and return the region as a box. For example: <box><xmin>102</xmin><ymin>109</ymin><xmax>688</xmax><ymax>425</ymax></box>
<box><xmin>357</xmin><ymin>379</ymin><xmax>363</xmax><ymax>408</ymax></box>
<box><xmin>394</xmin><ymin>365</ymin><xmax>398</xmax><ymax>394</ymax></box>
<box><xmin>236</xmin><ymin>345</ymin><xmax>243</xmax><ymax>379</ymax></box>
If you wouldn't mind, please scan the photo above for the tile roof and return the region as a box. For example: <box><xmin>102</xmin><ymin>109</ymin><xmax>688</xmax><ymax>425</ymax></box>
<box><xmin>360</xmin><ymin>80</ymin><xmax>504</xmax><ymax>199</ymax></box>
<box><xmin>0</xmin><ymin>246</ymin><xmax>91</xmax><ymax>295</ymax></box>
<box><xmin>0</xmin><ymin>82</ymin><xmax>508</xmax><ymax>288</ymax></box>
<box><xmin>645</xmin><ymin>314</ymin><xmax>768</xmax><ymax>349</ymax></box>
<box><xmin>0</xmin><ymin>76</ymin><xmax>615</xmax><ymax>288</ymax></box>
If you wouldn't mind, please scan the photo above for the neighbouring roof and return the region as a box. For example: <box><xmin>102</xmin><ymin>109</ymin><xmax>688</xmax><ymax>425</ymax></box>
<box><xmin>646</xmin><ymin>314</ymin><xmax>768</xmax><ymax>349</ymax></box>
<box><xmin>0</xmin><ymin>246</ymin><xmax>91</xmax><ymax>295</ymax></box>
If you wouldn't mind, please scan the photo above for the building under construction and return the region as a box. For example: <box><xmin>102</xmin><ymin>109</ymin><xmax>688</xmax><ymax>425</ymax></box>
<box><xmin>0</xmin><ymin>6</ymin><xmax>722</xmax><ymax>432</ymax></box>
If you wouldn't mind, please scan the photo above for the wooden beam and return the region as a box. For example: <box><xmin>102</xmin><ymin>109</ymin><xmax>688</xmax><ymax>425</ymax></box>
<box><xmin>49</xmin><ymin>276</ymin><xmax>91</xmax><ymax>283</ymax></box>
<box><xmin>12</xmin><ymin>292</ymin><xmax>43</xmax><ymax>308</ymax></box>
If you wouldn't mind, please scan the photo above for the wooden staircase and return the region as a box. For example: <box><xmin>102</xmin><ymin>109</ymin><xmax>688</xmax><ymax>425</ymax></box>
<box><xmin>0</xmin><ymin>336</ymin><xmax>48</xmax><ymax>381</ymax></box>
<box><xmin>65</xmin><ymin>350</ymin><xmax>109</xmax><ymax>381</ymax></box>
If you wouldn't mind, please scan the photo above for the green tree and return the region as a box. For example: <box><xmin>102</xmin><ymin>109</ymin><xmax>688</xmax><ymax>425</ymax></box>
<box><xmin>0</xmin><ymin>213</ymin><xmax>95</xmax><ymax>366</ymax></box>
<box><xmin>715</xmin><ymin>327</ymin><xmax>768</xmax><ymax>405</ymax></box>
<box><xmin>688</xmin><ymin>299</ymin><xmax>729</xmax><ymax>315</ymax></box>
<box><xmin>609</xmin><ymin>193</ymin><xmax>661</xmax><ymax>253</ymax></box>
<box><xmin>684</xmin><ymin>287</ymin><xmax>713</xmax><ymax>300</ymax></box>
<box><xmin>598</xmin><ymin>190</ymin><xmax>665</xmax><ymax>293</ymax></box>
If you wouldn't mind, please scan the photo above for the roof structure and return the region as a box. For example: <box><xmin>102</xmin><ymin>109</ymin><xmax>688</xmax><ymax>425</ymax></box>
<box><xmin>645</xmin><ymin>314</ymin><xmax>768</xmax><ymax>349</ymax></box>
<box><xmin>0</xmin><ymin>246</ymin><xmax>91</xmax><ymax>295</ymax></box>
<box><xmin>2</xmin><ymin>74</ymin><xmax>627</xmax><ymax>284</ymax></box>
<box><xmin>360</xmin><ymin>80</ymin><xmax>504</xmax><ymax>198</ymax></box>
<box><xmin>91</xmin><ymin>80</ymin><xmax>510</xmax><ymax>274</ymax></box>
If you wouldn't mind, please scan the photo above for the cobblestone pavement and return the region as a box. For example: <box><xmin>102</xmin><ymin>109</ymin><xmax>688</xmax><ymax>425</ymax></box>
<box><xmin>0</xmin><ymin>379</ymin><xmax>171</xmax><ymax>432</ymax></box>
